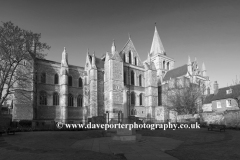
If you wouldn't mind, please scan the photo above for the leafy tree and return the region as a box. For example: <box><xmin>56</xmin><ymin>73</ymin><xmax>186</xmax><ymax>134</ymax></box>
<box><xmin>0</xmin><ymin>21</ymin><xmax>50</xmax><ymax>109</ymax></box>
<box><xmin>162</xmin><ymin>77</ymin><xmax>207</xmax><ymax>115</ymax></box>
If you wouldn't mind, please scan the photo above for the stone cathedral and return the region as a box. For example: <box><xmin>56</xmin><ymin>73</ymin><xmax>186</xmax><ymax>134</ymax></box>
<box><xmin>13</xmin><ymin>26</ymin><xmax>210</xmax><ymax>125</ymax></box>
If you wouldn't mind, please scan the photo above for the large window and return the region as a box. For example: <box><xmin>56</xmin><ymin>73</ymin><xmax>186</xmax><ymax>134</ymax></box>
<box><xmin>226</xmin><ymin>100</ymin><xmax>231</xmax><ymax>107</ymax></box>
<box><xmin>79</xmin><ymin>77</ymin><xmax>83</xmax><ymax>87</ymax></box>
<box><xmin>41</xmin><ymin>73</ymin><xmax>46</xmax><ymax>83</ymax></box>
<box><xmin>163</xmin><ymin>61</ymin><xmax>165</xmax><ymax>69</ymax></box>
<box><xmin>131</xmin><ymin>92</ymin><xmax>135</xmax><ymax>105</ymax></box>
<box><xmin>131</xmin><ymin>70</ymin><xmax>135</xmax><ymax>85</ymax></box>
<box><xmin>129</xmin><ymin>51</ymin><xmax>132</xmax><ymax>64</ymax></box>
<box><xmin>158</xmin><ymin>86</ymin><xmax>162</xmax><ymax>106</ymax></box>
<box><xmin>167</xmin><ymin>62</ymin><xmax>170</xmax><ymax>70</ymax></box>
<box><xmin>53</xmin><ymin>92</ymin><xmax>59</xmax><ymax>106</ymax></box>
<box><xmin>54</xmin><ymin>74</ymin><xmax>59</xmax><ymax>84</ymax></box>
<box><xmin>134</xmin><ymin>57</ymin><xmax>137</xmax><ymax>66</ymax></box>
<box><xmin>77</xmin><ymin>95</ymin><xmax>83</xmax><ymax>107</ymax></box>
<box><xmin>39</xmin><ymin>91</ymin><xmax>47</xmax><ymax>105</ymax></box>
<box><xmin>139</xmin><ymin>74</ymin><xmax>142</xmax><ymax>87</ymax></box>
<box><xmin>139</xmin><ymin>93</ymin><xmax>143</xmax><ymax>106</ymax></box>
<box><xmin>124</xmin><ymin>71</ymin><xmax>127</xmax><ymax>84</ymax></box>
<box><xmin>217</xmin><ymin>101</ymin><xmax>221</xmax><ymax>108</ymax></box>
<box><xmin>123</xmin><ymin>54</ymin><xmax>126</xmax><ymax>62</ymax></box>
<box><xmin>68</xmin><ymin>94</ymin><xmax>74</xmax><ymax>106</ymax></box>
<box><xmin>68</xmin><ymin>76</ymin><xmax>72</xmax><ymax>86</ymax></box>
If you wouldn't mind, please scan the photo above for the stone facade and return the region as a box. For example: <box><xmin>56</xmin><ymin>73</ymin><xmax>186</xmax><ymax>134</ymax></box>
<box><xmin>13</xmin><ymin>26</ymin><xmax>211</xmax><ymax>124</ymax></box>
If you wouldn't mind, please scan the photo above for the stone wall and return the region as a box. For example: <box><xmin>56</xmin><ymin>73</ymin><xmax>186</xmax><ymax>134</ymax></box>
<box><xmin>37</xmin><ymin>106</ymin><xmax>83</xmax><ymax>122</ymax></box>
<box><xmin>175</xmin><ymin>110</ymin><xmax>240</xmax><ymax>127</ymax></box>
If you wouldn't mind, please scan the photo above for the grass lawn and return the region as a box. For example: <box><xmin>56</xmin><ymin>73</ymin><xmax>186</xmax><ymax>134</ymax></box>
<box><xmin>138</xmin><ymin>128</ymin><xmax>240</xmax><ymax>160</ymax></box>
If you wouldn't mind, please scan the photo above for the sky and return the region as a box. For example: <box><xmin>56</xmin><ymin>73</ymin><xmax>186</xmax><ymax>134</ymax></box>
<box><xmin>1</xmin><ymin>0</ymin><xmax>240</xmax><ymax>90</ymax></box>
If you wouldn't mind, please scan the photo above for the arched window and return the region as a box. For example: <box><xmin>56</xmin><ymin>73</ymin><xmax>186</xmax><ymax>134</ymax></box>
<box><xmin>54</xmin><ymin>74</ymin><xmax>59</xmax><ymax>84</ymax></box>
<box><xmin>167</xmin><ymin>62</ymin><xmax>170</xmax><ymax>70</ymax></box>
<box><xmin>163</xmin><ymin>61</ymin><xmax>165</xmax><ymax>69</ymax></box>
<box><xmin>39</xmin><ymin>91</ymin><xmax>47</xmax><ymax>105</ymax></box>
<box><xmin>68</xmin><ymin>76</ymin><xmax>72</xmax><ymax>86</ymax></box>
<box><xmin>124</xmin><ymin>71</ymin><xmax>127</xmax><ymax>84</ymax></box>
<box><xmin>129</xmin><ymin>51</ymin><xmax>132</xmax><ymax>64</ymax></box>
<box><xmin>134</xmin><ymin>57</ymin><xmax>137</xmax><ymax>65</ymax></box>
<box><xmin>139</xmin><ymin>93</ymin><xmax>143</xmax><ymax>106</ymax></box>
<box><xmin>68</xmin><ymin>94</ymin><xmax>74</xmax><ymax>107</ymax></box>
<box><xmin>131</xmin><ymin>92</ymin><xmax>135</xmax><ymax>105</ymax></box>
<box><xmin>53</xmin><ymin>92</ymin><xmax>59</xmax><ymax>106</ymax></box>
<box><xmin>79</xmin><ymin>77</ymin><xmax>83</xmax><ymax>87</ymax></box>
<box><xmin>123</xmin><ymin>54</ymin><xmax>126</xmax><ymax>62</ymax></box>
<box><xmin>77</xmin><ymin>95</ymin><xmax>83</xmax><ymax>107</ymax></box>
<box><xmin>131</xmin><ymin>70</ymin><xmax>135</xmax><ymax>85</ymax></box>
<box><xmin>41</xmin><ymin>72</ymin><xmax>46</xmax><ymax>83</ymax></box>
<box><xmin>139</xmin><ymin>74</ymin><xmax>142</xmax><ymax>87</ymax></box>
<box><xmin>158</xmin><ymin>86</ymin><xmax>162</xmax><ymax>106</ymax></box>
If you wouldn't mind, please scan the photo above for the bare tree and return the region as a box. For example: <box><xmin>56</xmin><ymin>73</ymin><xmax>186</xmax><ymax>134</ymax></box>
<box><xmin>0</xmin><ymin>21</ymin><xmax>50</xmax><ymax>109</ymax></box>
<box><xmin>163</xmin><ymin>77</ymin><xmax>206</xmax><ymax>115</ymax></box>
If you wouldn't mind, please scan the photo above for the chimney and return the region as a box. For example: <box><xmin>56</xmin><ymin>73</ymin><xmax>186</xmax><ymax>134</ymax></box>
<box><xmin>214</xmin><ymin>81</ymin><xmax>219</xmax><ymax>95</ymax></box>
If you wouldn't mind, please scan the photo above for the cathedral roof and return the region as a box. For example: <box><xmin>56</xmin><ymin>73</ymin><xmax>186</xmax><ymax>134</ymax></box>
<box><xmin>163</xmin><ymin>64</ymin><xmax>188</xmax><ymax>81</ymax></box>
<box><xmin>95</xmin><ymin>57</ymin><xmax>104</xmax><ymax>69</ymax></box>
<box><xmin>150</xmin><ymin>26</ymin><xmax>165</xmax><ymax>56</ymax></box>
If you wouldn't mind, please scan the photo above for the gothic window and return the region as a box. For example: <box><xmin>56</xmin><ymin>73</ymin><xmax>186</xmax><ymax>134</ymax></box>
<box><xmin>68</xmin><ymin>76</ymin><xmax>72</xmax><ymax>86</ymax></box>
<box><xmin>139</xmin><ymin>93</ymin><xmax>143</xmax><ymax>105</ymax></box>
<box><xmin>68</xmin><ymin>94</ymin><xmax>74</xmax><ymax>107</ymax></box>
<box><xmin>41</xmin><ymin>72</ymin><xmax>46</xmax><ymax>83</ymax></box>
<box><xmin>131</xmin><ymin>92</ymin><xmax>135</xmax><ymax>105</ymax></box>
<box><xmin>158</xmin><ymin>86</ymin><xmax>162</xmax><ymax>106</ymax></box>
<box><xmin>167</xmin><ymin>62</ymin><xmax>169</xmax><ymax>70</ymax></box>
<box><xmin>134</xmin><ymin>57</ymin><xmax>137</xmax><ymax>66</ymax></box>
<box><xmin>54</xmin><ymin>74</ymin><xmax>59</xmax><ymax>84</ymax></box>
<box><xmin>131</xmin><ymin>70</ymin><xmax>135</xmax><ymax>85</ymax></box>
<box><xmin>129</xmin><ymin>51</ymin><xmax>132</xmax><ymax>64</ymax></box>
<box><xmin>139</xmin><ymin>74</ymin><xmax>142</xmax><ymax>87</ymax></box>
<box><xmin>79</xmin><ymin>77</ymin><xmax>83</xmax><ymax>87</ymax></box>
<box><xmin>124</xmin><ymin>71</ymin><xmax>127</xmax><ymax>84</ymax></box>
<box><xmin>163</xmin><ymin>61</ymin><xmax>165</xmax><ymax>69</ymax></box>
<box><xmin>123</xmin><ymin>54</ymin><xmax>126</xmax><ymax>62</ymax></box>
<box><xmin>39</xmin><ymin>91</ymin><xmax>47</xmax><ymax>105</ymax></box>
<box><xmin>77</xmin><ymin>95</ymin><xmax>83</xmax><ymax>107</ymax></box>
<box><xmin>53</xmin><ymin>92</ymin><xmax>59</xmax><ymax>106</ymax></box>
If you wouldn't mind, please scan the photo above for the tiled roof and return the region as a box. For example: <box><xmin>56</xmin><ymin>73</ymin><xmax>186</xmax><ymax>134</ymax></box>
<box><xmin>163</xmin><ymin>64</ymin><xmax>188</xmax><ymax>81</ymax></box>
<box><xmin>203</xmin><ymin>84</ymin><xmax>240</xmax><ymax>104</ymax></box>
<box><xmin>203</xmin><ymin>94</ymin><xmax>214</xmax><ymax>104</ymax></box>
<box><xmin>212</xmin><ymin>84</ymin><xmax>240</xmax><ymax>101</ymax></box>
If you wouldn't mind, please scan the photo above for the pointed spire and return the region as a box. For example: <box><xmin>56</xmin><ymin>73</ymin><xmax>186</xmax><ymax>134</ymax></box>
<box><xmin>188</xmin><ymin>56</ymin><xmax>191</xmax><ymax>65</ymax></box>
<box><xmin>148</xmin><ymin>52</ymin><xmax>151</xmax><ymax>64</ymax></box>
<box><xmin>128</xmin><ymin>33</ymin><xmax>131</xmax><ymax>40</ymax></box>
<box><xmin>92</xmin><ymin>51</ymin><xmax>96</xmax><ymax>68</ymax></box>
<box><xmin>61</xmin><ymin>47</ymin><xmax>68</xmax><ymax>67</ymax></box>
<box><xmin>150</xmin><ymin>24</ymin><xmax>165</xmax><ymax>56</ymax></box>
<box><xmin>202</xmin><ymin>62</ymin><xmax>206</xmax><ymax>71</ymax></box>
<box><xmin>202</xmin><ymin>62</ymin><xmax>207</xmax><ymax>77</ymax></box>
<box><xmin>87</xmin><ymin>48</ymin><xmax>89</xmax><ymax>55</ymax></box>
<box><xmin>111</xmin><ymin>39</ymin><xmax>116</xmax><ymax>54</ymax></box>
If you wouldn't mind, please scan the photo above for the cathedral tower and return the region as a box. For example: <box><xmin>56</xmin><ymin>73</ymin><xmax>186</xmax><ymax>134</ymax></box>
<box><xmin>149</xmin><ymin>25</ymin><xmax>174</xmax><ymax>84</ymax></box>
<box><xmin>104</xmin><ymin>40</ymin><xmax>124</xmax><ymax>120</ymax></box>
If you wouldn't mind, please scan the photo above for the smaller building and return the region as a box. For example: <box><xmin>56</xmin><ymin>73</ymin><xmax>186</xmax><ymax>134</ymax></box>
<box><xmin>203</xmin><ymin>81</ymin><xmax>240</xmax><ymax>112</ymax></box>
